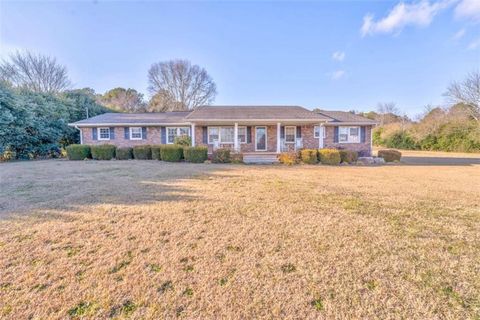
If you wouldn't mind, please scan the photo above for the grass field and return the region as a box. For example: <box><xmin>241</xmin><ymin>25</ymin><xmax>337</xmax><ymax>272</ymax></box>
<box><xmin>0</xmin><ymin>160</ymin><xmax>479</xmax><ymax>319</ymax></box>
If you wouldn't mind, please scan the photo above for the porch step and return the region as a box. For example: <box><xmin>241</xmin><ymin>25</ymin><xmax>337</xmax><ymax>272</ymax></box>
<box><xmin>243</xmin><ymin>154</ymin><xmax>279</xmax><ymax>164</ymax></box>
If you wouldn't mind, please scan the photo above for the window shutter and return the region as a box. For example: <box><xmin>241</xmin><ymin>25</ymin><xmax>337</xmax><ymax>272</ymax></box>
<box><xmin>296</xmin><ymin>126</ymin><xmax>301</xmax><ymax>138</ymax></box>
<box><xmin>92</xmin><ymin>127</ymin><xmax>97</xmax><ymax>140</ymax></box>
<box><xmin>161</xmin><ymin>127</ymin><xmax>166</xmax><ymax>144</ymax></box>
<box><xmin>247</xmin><ymin>126</ymin><xmax>252</xmax><ymax>143</ymax></box>
<box><xmin>361</xmin><ymin>126</ymin><xmax>366</xmax><ymax>143</ymax></box>
<box><xmin>334</xmin><ymin>126</ymin><xmax>339</xmax><ymax>143</ymax></box>
<box><xmin>202</xmin><ymin>127</ymin><xmax>208</xmax><ymax>143</ymax></box>
<box><xmin>124</xmin><ymin>127</ymin><xmax>129</xmax><ymax>140</ymax></box>
<box><xmin>142</xmin><ymin>127</ymin><xmax>147</xmax><ymax>140</ymax></box>
<box><xmin>280</xmin><ymin>126</ymin><xmax>285</xmax><ymax>139</ymax></box>
<box><xmin>109</xmin><ymin>127</ymin><xmax>115</xmax><ymax>139</ymax></box>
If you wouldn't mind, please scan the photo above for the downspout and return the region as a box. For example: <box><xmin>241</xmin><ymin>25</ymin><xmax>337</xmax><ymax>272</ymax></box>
<box><xmin>75</xmin><ymin>126</ymin><xmax>83</xmax><ymax>144</ymax></box>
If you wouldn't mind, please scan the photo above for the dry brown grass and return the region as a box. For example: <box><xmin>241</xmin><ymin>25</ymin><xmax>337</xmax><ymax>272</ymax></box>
<box><xmin>0</xmin><ymin>160</ymin><xmax>479</xmax><ymax>319</ymax></box>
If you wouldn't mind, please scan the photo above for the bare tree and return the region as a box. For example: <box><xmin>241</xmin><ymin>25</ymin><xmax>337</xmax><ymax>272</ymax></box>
<box><xmin>376</xmin><ymin>102</ymin><xmax>400</xmax><ymax>126</ymax></box>
<box><xmin>445</xmin><ymin>71</ymin><xmax>480</xmax><ymax>122</ymax></box>
<box><xmin>0</xmin><ymin>51</ymin><xmax>71</xmax><ymax>93</ymax></box>
<box><xmin>100</xmin><ymin>87</ymin><xmax>146</xmax><ymax>112</ymax></box>
<box><xmin>147</xmin><ymin>59</ymin><xmax>217</xmax><ymax>111</ymax></box>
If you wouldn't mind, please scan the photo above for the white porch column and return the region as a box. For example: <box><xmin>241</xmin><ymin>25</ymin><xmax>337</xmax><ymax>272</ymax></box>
<box><xmin>319</xmin><ymin>123</ymin><xmax>324</xmax><ymax>149</ymax></box>
<box><xmin>234</xmin><ymin>122</ymin><xmax>239</xmax><ymax>152</ymax></box>
<box><xmin>276</xmin><ymin>122</ymin><xmax>281</xmax><ymax>153</ymax></box>
<box><xmin>191</xmin><ymin>123</ymin><xmax>195</xmax><ymax>147</ymax></box>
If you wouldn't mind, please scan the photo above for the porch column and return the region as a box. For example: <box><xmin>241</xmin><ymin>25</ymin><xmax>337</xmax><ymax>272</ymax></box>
<box><xmin>319</xmin><ymin>123</ymin><xmax>324</xmax><ymax>149</ymax></box>
<box><xmin>234</xmin><ymin>122</ymin><xmax>239</xmax><ymax>152</ymax></box>
<box><xmin>276</xmin><ymin>122</ymin><xmax>281</xmax><ymax>153</ymax></box>
<box><xmin>191</xmin><ymin>123</ymin><xmax>195</xmax><ymax>147</ymax></box>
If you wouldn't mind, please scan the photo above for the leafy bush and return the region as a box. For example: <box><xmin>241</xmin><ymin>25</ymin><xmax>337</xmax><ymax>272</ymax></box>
<box><xmin>318</xmin><ymin>149</ymin><xmax>341</xmax><ymax>165</ymax></box>
<box><xmin>300</xmin><ymin>149</ymin><xmax>318</xmax><ymax>164</ymax></box>
<box><xmin>91</xmin><ymin>144</ymin><xmax>116</xmax><ymax>160</ymax></box>
<box><xmin>151</xmin><ymin>145</ymin><xmax>162</xmax><ymax>160</ymax></box>
<box><xmin>174</xmin><ymin>135</ymin><xmax>191</xmax><ymax>147</ymax></box>
<box><xmin>378</xmin><ymin>149</ymin><xmax>401</xmax><ymax>162</ymax></box>
<box><xmin>116</xmin><ymin>147</ymin><xmax>133</xmax><ymax>160</ymax></box>
<box><xmin>66</xmin><ymin>144</ymin><xmax>91</xmax><ymax>160</ymax></box>
<box><xmin>278</xmin><ymin>152</ymin><xmax>298</xmax><ymax>165</ymax></box>
<box><xmin>133</xmin><ymin>145</ymin><xmax>152</xmax><ymax>160</ymax></box>
<box><xmin>184</xmin><ymin>146</ymin><xmax>208</xmax><ymax>163</ymax></box>
<box><xmin>212</xmin><ymin>148</ymin><xmax>231</xmax><ymax>163</ymax></box>
<box><xmin>339</xmin><ymin>150</ymin><xmax>358</xmax><ymax>164</ymax></box>
<box><xmin>384</xmin><ymin>131</ymin><xmax>417</xmax><ymax>150</ymax></box>
<box><xmin>231</xmin><ymin>153</ymin><xmax>244</xmax><ymax>164</ymax></box>
<box><xmin>160</xmin><ymin>145</ymin><xmax>183</xmax><ymax>162</ymax></box>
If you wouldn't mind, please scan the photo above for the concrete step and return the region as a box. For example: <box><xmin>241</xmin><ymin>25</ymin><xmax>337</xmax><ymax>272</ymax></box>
<box><xmin>243</xmin><ymin>154</ymin><xmax>279</xmax><ymax>164</ymax></box>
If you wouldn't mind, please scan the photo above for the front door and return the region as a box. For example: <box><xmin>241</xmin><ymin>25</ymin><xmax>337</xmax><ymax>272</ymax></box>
<box><xmin>255</xmin><ymin>126</ymin><xmax>267</xmax><ymax>151</ymax></box>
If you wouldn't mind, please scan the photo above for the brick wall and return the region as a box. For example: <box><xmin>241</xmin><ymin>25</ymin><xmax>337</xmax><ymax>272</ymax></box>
<box><xmin>81</xmin><ymin>127</ymin><xmax>162</xmax><ymax>147</ymax></box>
<box><xmin>323</xmin><ymin>125</ymin><xmax>372</xmax><ymax>156</ymax></box>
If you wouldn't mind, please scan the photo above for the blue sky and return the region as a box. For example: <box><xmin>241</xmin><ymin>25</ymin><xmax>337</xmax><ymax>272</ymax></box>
<box><xmin>1</xmin><ymin>0</ymin><xmax>479</xmax><ymax>116</ymax></box>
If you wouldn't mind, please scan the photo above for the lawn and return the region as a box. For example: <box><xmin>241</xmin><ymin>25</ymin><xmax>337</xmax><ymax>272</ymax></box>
<box><xmin>0</xmin><ymin>160</ymin><xmax>479</xmax><ymax>319</ymax></box>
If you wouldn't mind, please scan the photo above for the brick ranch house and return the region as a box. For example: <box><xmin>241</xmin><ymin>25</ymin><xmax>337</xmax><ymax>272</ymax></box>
<box><xmin>69</xmin><ymin>105</ymin><xmax>376</xmax><ymax>161</ymax></box>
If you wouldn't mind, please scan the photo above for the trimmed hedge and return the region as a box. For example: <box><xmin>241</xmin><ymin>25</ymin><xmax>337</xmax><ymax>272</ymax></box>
<box><xmin>133</xmin><ymin>145</ymin><xmax>152</xmax><ymax>160</ymax></box>
<box><xmin>174</xmin><ymin>135</ymin><xmax>191</xmax><ymax>147</ymax></box>
<box><xmin>91</xmin><ymin>144</ymin><xmax>116</xmax><ymax>160</ymax></box>
<box><xmin>212</xmin><ymin>148</ymin><xmax>231</xmax><ymax>163</ymax></box>
<box><xmin>151</xmin><ymin>145</ymin><xmax>162</xmax><ymax>160</ymax></box>
<box><xmin>160</xmin><ymin>145</ymin><xmax>183</xmax><ymax>162</ymax></box>
<box><xmin>278</xmin><ymin>152</ymin><xmax>298</xmax><ymax>165</ymax></box>
<box><xmin>318</xmin><ymin>149</ymin><xmax>341</xmax><ymax>165</ymax></box>
<box><xmin>66</xmin><ymin>144</ymin><xmax>91</xmax><ymax>160</ymax></box>
<box><xmin>339</xmin><ymin>150</ymin><xmax>358</xmax><ymax>164</ymax></box>
<box><xmin>184</xmin><ymin>146</ymin><xmax>208</xmax><ymax>163</ymax></box>
<box><xmin>300</xmin><ymin>149</ymin><xmax>318</xmax><ymax>164</ymax></box>
<box><xmin>378</xmin><ymin>149</ymin><xmax>401</xmax><ymax>162</ymax></box>
<box><xmin>116</xmin><ymin>147</ymin><xmax>133</xmax><ymax>160</ymax></box>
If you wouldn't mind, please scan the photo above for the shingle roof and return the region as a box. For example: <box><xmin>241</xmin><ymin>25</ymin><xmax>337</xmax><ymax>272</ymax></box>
<box><xmin>70</xmin><ymin>112</ymin><xmax>192</xmax><ymax>125</ymax></box>
<box><xmin>316</xmin><ymin>110</ymin><xmax>377</xmax><ymax>124</ymax></box>
<box><xmin>186</xmin><ymin>105</ymin><xmax>331</xmax><ymax>120</ymax></box>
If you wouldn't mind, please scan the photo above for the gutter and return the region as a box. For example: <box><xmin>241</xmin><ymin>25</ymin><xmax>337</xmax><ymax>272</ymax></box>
<box><xmin>73</xmin><ymin>125</ymin><xmax>83</xmax><ymax>144</ymax></box>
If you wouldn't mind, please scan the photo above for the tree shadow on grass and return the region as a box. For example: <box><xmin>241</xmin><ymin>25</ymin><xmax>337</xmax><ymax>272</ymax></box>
<box><xmin>0</xmin><ymin>160</ymin><xmax>237</xmax><ymax>221</ymax></box>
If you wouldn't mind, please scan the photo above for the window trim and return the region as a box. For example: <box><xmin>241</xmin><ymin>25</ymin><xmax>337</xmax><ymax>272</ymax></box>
<box><xmin>338</xmin><ymin>126</ymin><xmax>360</xmax><ymax>143</ymax></box>
<box><xmin>207</xmin><ymin>126</ymin><xmax>247</xmax><ymax>144</ymax></box>
<box><xmin>166</xmin><ymin>127</ymin><xmax>190</xmax><ymax>144</ymax></box>
<box><xmin>129</xmin><ymin>127</ymin><xmax>142</xmax><ymax>140</ymax></box>
<box><xmin>314</xmin><ymin>125</ymin><xmax>326</xmax><ymax>139</ymax></box>
<box><xmin>98</xmin><ymin>127</ymin><xmax>110</xmax><ymax>140</ymax></box>
<box><xmin>284</xmin><ymin>126</ymin><xmax>296</xmax><ymax>144</ymax></box>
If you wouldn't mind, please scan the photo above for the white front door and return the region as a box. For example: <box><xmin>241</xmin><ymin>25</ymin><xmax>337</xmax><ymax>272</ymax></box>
<box><xmin>255</xmin><ymin>126</ymin><xmax>267</xmax><ymax>151</ymax></box>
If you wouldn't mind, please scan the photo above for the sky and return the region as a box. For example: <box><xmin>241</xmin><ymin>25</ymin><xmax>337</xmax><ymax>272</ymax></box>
<box><xmin>1</xmin><ymin>0</ymin><xmax>479</xmax><ymax>116</ymax></box>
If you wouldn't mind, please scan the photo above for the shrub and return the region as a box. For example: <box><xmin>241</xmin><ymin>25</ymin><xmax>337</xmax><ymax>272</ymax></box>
<box><xmin>91</xmin><ymin>144</ymin><xmax>116</xmax><ymax>160</ymax></box>
<box><xmin>278</xmin><ymin>152</ymin><xmax>298</xmax><ymax>165</ymax></box>
<box><xmin>184</xmin><ymin>146</ymin><xmax>208</xmax><ymax>163</ymax></box>
<box><xmin>212</xmin><ymin>148</ymin><xmax>231</xmax><ymax>163</ymax></box>
<box><xmin>378</xmin><ymin>149</ymin><xmax>401</xmax><ymax>162</ymax></box>
<box><xmin>160</xmin><ymin>145</ymin><xmax>183</xmax><ymax>162</ymax></box>
<box><xmin>300</xmin><ymin>149</ymin><xmax>318</xmax><ymax>164</ymax></box>
<box><xmin>66</xmin><ymin>144</ymin><xmax>91</xmax><ymax>160</ymax></box>
<box><xmin>174</xmin><ymin>135</ymin><xmax>191</xmax><ymax>147</ymax></box>
<box><xmin>116</xmin><ymin>147</ymin><xmax>133</xmax><ymax>160</ymax></box>
<box><xmin>151</xmin><ymin>145</ymin><xmax>162</xmax><ymax>160</ymax></box>
<box><xmin>231</xmin><ymin>153</ymin><xmax>244</xmax><ymax>164</ymax></box>
<box><xmin>339</xmin><ymin>150</ymin><xmax>358</xmax><ymax>164</ymax></box>
<box><xmin>133</xmin><ymin>145</ymin><xmax>152</xmax><ymax>160</ymax></box>
<box><xmin>384</xmin><ymin>131</ymin><xmax>417</xmax><ymax>150</ymax></box>
<box><xmin>318</xmin><ymin>149</ymin><xmax>341</xmax><ymax>165</ymax></box>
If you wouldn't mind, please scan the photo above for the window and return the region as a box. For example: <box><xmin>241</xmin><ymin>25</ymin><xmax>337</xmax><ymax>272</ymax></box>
<box><xmin>314</xmin><ymin>126</ymin><xmax>325</xmax><ymax>138</ymax></box>
<box><xmin>208</xmin><ymin>126</ymin><xmax>246</xmax><ymax>144</ymax></box>
<box><xmin>220</xmin><ymin>127</ymin><xmax>234</xmax><ymax>144</ymax></box>
<box><xmin>238</xmin><ymin>127</ymin><xmax>246</xmax><ymax>143</ymax></box>
<box><xmin>130</xmin><ymin>127</ymin><xmax>142</xmax><ymax>140</ymax></box>
<box><xmin>284</xmin><ymin>126</ymin><xmax>296</xmax><ymax>143</ymax></box>
<box><xmin>98</xmin><ymin>127</ymin><xmax>110</xmax><ymax>140</ymax></box>
<box><xmin>167</xmin><ymin>127</ymin><xmax>190</xmax><ymax>144</ymax></box>
<box><xmin>339</xmin><ymin>126</ymin><xmax>360</xmax><ymax>143</ymax></box>
<box><xmin>208</xmin><ymin>127</ymin><xmax>219</xmax><ymax>144</ymax></box>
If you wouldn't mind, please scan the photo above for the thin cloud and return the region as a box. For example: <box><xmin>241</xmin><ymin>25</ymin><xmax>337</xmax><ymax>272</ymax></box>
<box><xmin>455</xmin><ymin>0</ymin><xmax>480</xmax><ymax>22</ymax></box>
<box><xmin>332</xmin><ymin>51</ymin><xmax>345</xmax><ymax>61</ymax></box>
<box><xmin>361</xmin><ymin>0</ymin><xmax>454</xmax><ymax>37</ymax></box>
<box><xmin>468</xmin><ymin>37</ymin><xmax>480</xmax><ymax>49</ymax></box>
<box><xmin>452</xmin><ymin>28</ymin><xmax>466</xmax><ymax>40</ymax></box>
<box><xmin>331</xmin><ymin>70</ymin><xmax>346</xmax><ymax>80</ymax></box>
